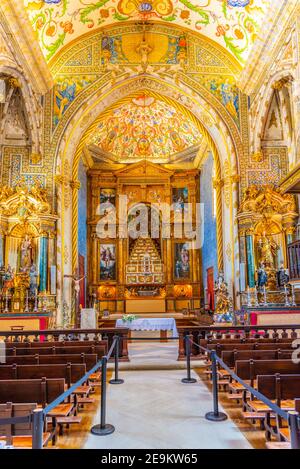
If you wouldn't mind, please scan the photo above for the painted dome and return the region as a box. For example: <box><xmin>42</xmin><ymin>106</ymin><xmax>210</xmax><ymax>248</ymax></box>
<box><xmin>89</xmin><ymin>95</ymin><xmax>202</xmax><ymax>161</ymax></box>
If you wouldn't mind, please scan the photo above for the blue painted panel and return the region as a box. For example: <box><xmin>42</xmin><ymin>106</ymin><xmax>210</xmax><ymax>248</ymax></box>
<box><xmin>200</xmin><ymin>153</ymin><xmax>218</xmax><ymax>290</ymax></box>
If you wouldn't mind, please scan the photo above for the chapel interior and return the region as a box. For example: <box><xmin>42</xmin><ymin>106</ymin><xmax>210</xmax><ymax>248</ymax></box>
<box><xmin>1</xmin><ymin>0</ymin><xmax>300</xmax><ymax>451</ymax></box>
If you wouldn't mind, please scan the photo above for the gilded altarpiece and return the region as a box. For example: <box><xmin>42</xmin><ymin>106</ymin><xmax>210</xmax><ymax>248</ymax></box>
<box><xmin>87</xmin><ymin>161</ymin><xmax>200</xmax><ymax>313</ymax></box>
<box><xmin>237</xmin><ymin>185</ymin><xmax>298</xmax><ymax>298</ymax></box>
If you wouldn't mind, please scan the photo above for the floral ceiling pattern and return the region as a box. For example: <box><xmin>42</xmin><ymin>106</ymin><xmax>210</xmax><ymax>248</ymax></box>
<box><xmin>24</xmin><ymin>0</ymin><xmax>271</xmax><ymax>63</ymax></box>
<box><xmin>89</xmin><ymin>94</ymin><xmax>202</xmax><ymax>161</ymax></box>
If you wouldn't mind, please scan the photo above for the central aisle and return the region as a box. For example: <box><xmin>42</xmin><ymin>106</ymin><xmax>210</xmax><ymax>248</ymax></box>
<box><xmin>83</xmin><ymin>341</ymin><xmax>252</xmax><ymax>449</ymax></box>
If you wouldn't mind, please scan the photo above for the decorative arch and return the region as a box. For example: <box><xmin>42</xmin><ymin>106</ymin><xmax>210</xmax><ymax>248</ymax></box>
<box><xmin>250</xmin><ymin>71</ymin><xmax>295</xmax><ymax>158</ymax></box>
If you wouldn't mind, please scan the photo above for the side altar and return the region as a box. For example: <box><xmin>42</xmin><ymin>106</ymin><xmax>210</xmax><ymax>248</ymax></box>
<box><xmin>87</xmin><ymin>161</ymin><xmax>201</xmax><ymax>314</ymax></box>
<box><xmin>0</xmin><ymin>183</ymin><xmax>57</xmax><ymax>326</ymax></box>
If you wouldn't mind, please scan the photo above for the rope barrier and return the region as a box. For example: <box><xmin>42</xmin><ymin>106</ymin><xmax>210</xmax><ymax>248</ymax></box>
<box><xmin>43</xmin><ymin>358</ymin><xmax>103</xmax><ymax>415</ymax></box>
<box><xmin>188</xmin><ymin>337</ymin><xmax>289</xmax><ymax>421</ymax></box>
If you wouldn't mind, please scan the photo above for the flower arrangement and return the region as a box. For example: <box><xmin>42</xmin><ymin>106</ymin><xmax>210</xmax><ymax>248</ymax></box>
<box><xmin>122</xmin><ymin>314</ymin><xmax>137</xmax><ymax>323</ymax></box>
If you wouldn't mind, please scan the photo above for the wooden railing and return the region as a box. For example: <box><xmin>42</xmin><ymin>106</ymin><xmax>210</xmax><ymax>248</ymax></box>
<box><xmin>1</xmin><ymin>323</ymin><xmax>299</xmax><ymax>362</ymax></box>
<box><xmin>176</xmin><ymin>324</ymin><xmax>300</xmax><ymax>360</ymax></box>
<box><xmin>0</xmin><ymin>327</ymin><xmax>130</xmax><ymax>361</ymax></box>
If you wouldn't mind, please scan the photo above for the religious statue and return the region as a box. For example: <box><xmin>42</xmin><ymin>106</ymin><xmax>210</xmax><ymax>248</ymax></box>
<box><xmin>136</xmin><ymin>37</ymin><xmax>152</xmax><ymax>72</ymax></box>
<box><xmin>256</xmin><ymin>262</ymin><xmax>268</xmax><ymax>291</ymax></box>
<box><xmin>29</xmin><ymin>264</ymin><xmax>38</xmax><ymax>295</ymax></box>
<box><xmin>20</xmin><ymin>235</ymin><xmax>32</xmax><ymax>272</ymax></box>
<box><xmin>3</xmin><ymin>265</ymin><xmax>14</xmax><ymax>292</ymax></box>
<box><xmin>277</xmin><ymin>263</ymin><xmax>290</xmax><ymax>289</ymax></box>
<box><xmin>214</xmin><ymin>274</ymin><xmax>233</xmax><ymax>315</ymax></box>
<box><xmin>258</xmin><ymin>234</ymin><xmax>278</xmax><ymax>270</ymax></box>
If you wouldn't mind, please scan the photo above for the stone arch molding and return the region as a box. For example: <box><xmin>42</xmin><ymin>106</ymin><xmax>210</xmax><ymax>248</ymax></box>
<box><xmin>250</xmin><ymin>69</ymin><xmax>295</xmax><ymax>161</ymax></box>
<box><xmin>54</xmin><ymin>75</ymin><xmax>240</xmax><ymax>179</ymax></box>
<box><xmin>0</xmin><ymin>65</ymin><xmax>43</xmax><ymax>155</ymax></box>
<box><xmin>53</xmin><ymin>74</ymin><xmax>241</xmax><ymax>322</ymax></box>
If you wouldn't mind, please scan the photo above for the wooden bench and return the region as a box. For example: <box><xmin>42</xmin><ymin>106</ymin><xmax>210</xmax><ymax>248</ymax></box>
<box><xmin>254</xmin><ymin>375</ymin><xmax>300</xmax><ymax>441</ymax></box>
<box><xmin>0</xmin><ymin>363</ymin><xmax>86</xmax><ymax>387</ymax></box>
<box><xmin>6</xmin><ymin>345</ymin><xmax>107</xmax><ymax>360</ymax></box>
<box><xmin>234</xmin><ymin>360</ymin><xmax>300</xmax><ymax>412</ymax></box>
<box><xmin>222</xmin><ymin>349</ymin><xmax>293</xmax><ymax>369</ymax></box>
<box><xmin>5</xmin><ymin>353</ymin><xmax>98</xmax><ymax>371</ymax></box>
<box><xmin>0</xmin><ymin>402</ymin><xmax>52</xmax><ymax>448</ymax></box>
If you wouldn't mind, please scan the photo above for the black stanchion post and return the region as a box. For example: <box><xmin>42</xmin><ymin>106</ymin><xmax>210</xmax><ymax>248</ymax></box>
<box><xmin>110</xmin><ymin>336</ymin><xmax>124</xmax><ymax>385</ymax></box>
<box><xmin>91</xmin><ymin>356</ymin><xmax>115</xmax><ymax>435</ymax></box>
<box><xmin>182</xmin><ymin>334</ymin><xmax>197</xmax><ymax>384</ymax></box>
<box><xmin>205</xmin><ymin>351</ymin><xmax>228</xmax><ymax>422</ymax></box>
<box><xmin>288</xmin><ymin>411</ymin><xmax>300</xmax><ymax>449</ymax></box>
<box><xmin>32</xmin><ymin>409</ymin><xmax>44</xmax><ymax>449</ymax></box>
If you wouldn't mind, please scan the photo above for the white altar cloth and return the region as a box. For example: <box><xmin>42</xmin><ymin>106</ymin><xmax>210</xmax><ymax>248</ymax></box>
<box><xmin>116</xmin><ymin>318</ymin><xmax>178</xmax><ymax>338</ymax></box>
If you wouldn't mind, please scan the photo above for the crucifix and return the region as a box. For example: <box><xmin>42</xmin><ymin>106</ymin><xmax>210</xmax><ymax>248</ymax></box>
<box><xmin>64</xmin><ymin>270</ymin><xmax>87</xmax><ymax>327</ymax></box>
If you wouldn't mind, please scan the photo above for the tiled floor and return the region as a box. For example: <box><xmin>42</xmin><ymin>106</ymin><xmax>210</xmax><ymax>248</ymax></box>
<box><xmin>84</xmin><ymin>341</ymin><xmax>252</xmax><ymax>449</ymax></box>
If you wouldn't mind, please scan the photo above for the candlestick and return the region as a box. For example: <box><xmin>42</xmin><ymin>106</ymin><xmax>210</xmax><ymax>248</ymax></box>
<box><xmin>254</xmin><ymin>287</ymin><xmax>259</xmax><ymax>307</ymax></box>
<box><xmin>24</xmin><ymin>290</ymin><xmax>29</xmax><ymax>313</ymax></box>
<box><xmin>33</xmin><ymin>288</ymin><xmax>38</xmax><ymax>313</ymax></box>
<box><xmin>263</xmin><ymin>286</ymin><xmax>268</xmax><ymax>307</ymax></box>
<box><xmin>4</xmin><ymin>291</ymin><xmax>9</xmax><ymax>313</ymax></box>
<box><xmin>292</xmin><ymin>285</ymin><xmax>297</xmax><ymax>307</ymax></box>
<box><xmin>284</xmin><ymin>284</ymin><xmax>290</xmax><ymax>307</ymax></box>
<box><xmin>247</xmin><ymin>286</ymin><xmax>251</xmax><ymax>307</ymax></box>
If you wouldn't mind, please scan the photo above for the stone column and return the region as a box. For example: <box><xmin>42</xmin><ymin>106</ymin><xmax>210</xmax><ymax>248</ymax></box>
<box><xmin>39</xmin><ymin>234</ymin><xmax>48</xmax><ymax>292</ymax></box>
<box><xmin>246</xmin><ymin>232</ymin><xmax>255</xmax><ymax>288</ymax></box>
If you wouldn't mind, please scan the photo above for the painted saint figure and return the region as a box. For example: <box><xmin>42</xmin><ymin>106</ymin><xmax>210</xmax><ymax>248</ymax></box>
<box><xmin>20</xmin><ymin>235</ymin><xmax>32</xmax><ymax>272</ymax></box>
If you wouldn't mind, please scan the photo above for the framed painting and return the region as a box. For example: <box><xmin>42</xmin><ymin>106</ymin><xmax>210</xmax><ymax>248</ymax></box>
<box><xmin>174</xmin><ymin>242</ymin><xmax>191</xmax><ymax>280</ymax></box>
<box><xmin>172</xmin><ymin>187</ymin><xmax>188</xmax><ymax>212</ymax></box>
<box><xmin>100</xmin><ymin>188</ymin><xmax>116</xmax><ymax>207</ymax></box>
<box><xmin>99</xmin><ymin>243</ymin><xmax>116</xmax><ymax>281</ymax></box>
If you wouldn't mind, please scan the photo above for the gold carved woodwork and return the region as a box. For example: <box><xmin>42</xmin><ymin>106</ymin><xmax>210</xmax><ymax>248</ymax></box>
<box><xmin>0</xmin><ymin>183</ymin><xmax>51</xmax><ymax>218</ymax></box>
<box><xmin>98</xmin><ymin>285</ymin><xmax>116</xmax><ymax>299</ymax></box>
<box><xmin>251</xmin><ymin>151</ymin><xmax>264</xmax><ymax>163</ymax></box>
<box><xmin>173</xmin><ymin>284</ymin><xmax>192</xmax><ymax>298</ymax></box>
<box><xmin>272</xmin><ymin>76</ymin><xmax>294</xmax><ymax>91</ymax></box>
<box><xmin>239</xmin><ymin>184</ymin><xmax>296</xmax><ymax>215</ymax></box>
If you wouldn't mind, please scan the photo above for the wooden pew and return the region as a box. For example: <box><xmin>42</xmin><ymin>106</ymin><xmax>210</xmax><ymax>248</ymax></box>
<box><xmin>6</xmin><ymin>344</ymin><xmax>107</xmax><ymax>359</ymax></box>
<box><xmin>4</xmin><ymin>340</ymin><xmax>107</xmax><ymax>348</ymax></box>
<box><xmin>4</xmin><ymin>353</ymin><xmax>98</xmax><ymax>371</ymax></box>
<box><xmin>222</xmin><ymin>350</ymin><xmax>293</xmax><ymax>368</ymax></box>
<box><xmin>0</xmin><ymin>402</ymin><xmax>52</xmax><ymax>448</ymax></box>
<box><xmin>0</xmin><ymin>363</ymin><xmax>86</xmax><ymax>387</ymax></box>
<box><xmin>0</xmin><ymin>378</ymin><xmax>76</xmax><ymax>439</ymax></box>
<box><xmin>235</xmin><ymin>360</ymin><xmax>300</xmax><ymax>386</ymax></box>
<box><xmin>208</xmin><ymin>342</ymin><xmax>294</xmax><ymax>352</ymax></box>
<box><xmin>253</xmin><ymin>374</ymin><xmax>300</xmax><ymax>440</ymax></box>
<box><xmin>201</xmin><ymin>338</ymin><xmax>294</xmax><ymax>348</ymax></box>
<box><xmin>0</xmin><ymin>378</ymin><xmax>65</xmax><ymax>407</ymax></box>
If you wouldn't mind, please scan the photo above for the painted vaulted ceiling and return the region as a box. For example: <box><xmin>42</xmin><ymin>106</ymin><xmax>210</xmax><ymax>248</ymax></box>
<box><xmin>23</xmin><ymin>0</ymin><xmax>272</xmax><ymax>64</ymax></box>
<box><xmin>88</xmin><ymin>94</ymin><xmax>203</xmax><ymax>162</ymax></box>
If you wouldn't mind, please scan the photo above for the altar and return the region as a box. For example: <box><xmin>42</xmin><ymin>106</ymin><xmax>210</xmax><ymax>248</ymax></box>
<box><xmin>116</xmin><ymin>317</ymin><xmax>178</xmax><ymax>338</ymax></box>
<box><xmin>249</xmin><ymin>307</ymin><xmax>300</xmax><ymax>326</ymax></box>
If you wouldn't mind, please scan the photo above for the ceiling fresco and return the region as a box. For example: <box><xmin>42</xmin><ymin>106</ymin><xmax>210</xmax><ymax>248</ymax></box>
<box><xmin>88</xmin><ymin>93</ymin><xmax>202</xmax><ymax>162</ymax></box>
<box><xmin>24</xmin><ymin>0</ymin><xmax>271</xmax><ymax>63</ymax></box>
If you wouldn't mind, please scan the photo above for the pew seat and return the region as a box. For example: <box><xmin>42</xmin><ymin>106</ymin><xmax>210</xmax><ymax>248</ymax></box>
<box><xmin>248</xmin><ymin>399</ymin><xmax>295</xmax><ymax>413</ymax></box>
<box><xmin>0</xmin><ymin>433</ymin><xmax>52</xmax><ymax>448</ymax></box>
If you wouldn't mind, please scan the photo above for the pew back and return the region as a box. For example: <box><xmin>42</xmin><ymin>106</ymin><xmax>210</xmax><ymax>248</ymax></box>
<box><xmin>257</xmin><ymin>374</ymin><xmax>300</xmax><ymax>401</ymax></box>
<box><xmin>235</xmin><ymin>360</ymin><xmax>300</xmax><ymax>381</ymax></box>
<box><xmin>0</xmin><ymin>378</ymin><xmax>65</xmax><ymax>407</ymax></box>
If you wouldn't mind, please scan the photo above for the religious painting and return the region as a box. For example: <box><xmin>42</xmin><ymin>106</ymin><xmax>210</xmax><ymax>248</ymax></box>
<box><xmin>100</xmin><ymin>188</ymin><xmax>116</xmax><ymax>206</ymax></box>
<box><xmin>100</xmin><ymin>243</ymin><xmax>116</xmax><ymax>281</ymax></box>
<box><xmin>172</xmin><ymin>188</ymin><xmax>188</xmax><ymax>212</ymax></box>
<box><xmin>174</xmin><ymin>242</ymin><xmax>191</xmax><ymax>280</ymax></box>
